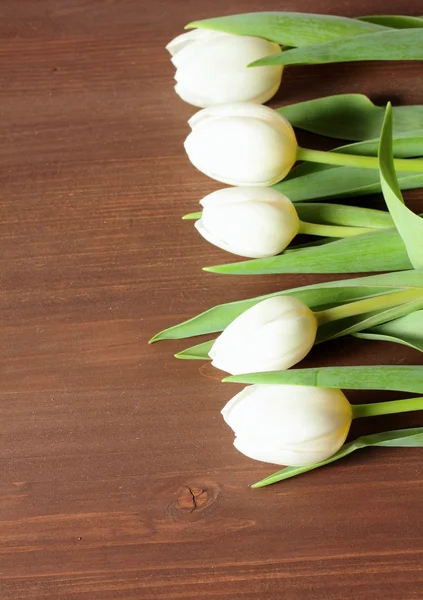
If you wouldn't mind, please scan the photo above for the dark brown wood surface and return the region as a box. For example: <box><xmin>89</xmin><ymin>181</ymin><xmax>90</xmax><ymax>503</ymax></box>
<box><xmin>1</xmin><ymin>1</ymin><xmax>423</xmax><ymax>598</ymax></box>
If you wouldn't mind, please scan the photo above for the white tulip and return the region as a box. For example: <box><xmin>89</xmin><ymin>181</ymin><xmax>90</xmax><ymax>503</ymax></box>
<box><xmin>195</xmin><ymin>186</ymin><xmax>300</xmax><ymax>258</ymax></box>
<box><xmin>222</xmin><ymin>384</ymin><xmax>353</xmax><ymax>466</ymax></box>
<box><xmin>166</xmin><ymin>29</ymin><xmax>283</xmax><ymax>108</ymax></box>
<box><xmin>184</xmin><ymin>103</ymin><xmax>298</xmax><ymax>186</ymax></box>
<box><xmin>209</xmin><ymin>296</ymin><xmax>317</xmax><ymax>375</ymax></box>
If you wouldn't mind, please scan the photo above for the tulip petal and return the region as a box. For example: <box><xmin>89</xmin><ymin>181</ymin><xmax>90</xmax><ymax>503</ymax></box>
<box><xmin>209</xmin><ymin>296</ymin><xmax>317</xmax><ymax>374</ymax></box>
<box><xmin>223</xmin><ymin>384</ymin><xmax>352</xmax><ymax>443</ymax></box>
<box><xmin>233</xmin><ymin>424</ymin><xmax>351</xmax><ymax>466</ymax></box>
<box><xmin>166</xmin><ymin>28</ymin><xmax>218</xmax><ymax>56</ymax></box>
<box><xmin>185</xmin><ymin>112</ymin><xmax>297</xmax><ymax>186</ymax></box>
<box><xmin>196</xmin><ymin>188</ymin><xmax>299</xmax><ymax>258</ymax></box>
<box><xmin>167</xmin><ymin>30</ymin><xmax>283</xmax><ymax>107</ymax></box>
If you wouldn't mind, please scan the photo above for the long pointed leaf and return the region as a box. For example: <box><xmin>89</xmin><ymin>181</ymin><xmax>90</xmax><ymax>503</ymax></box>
<box><xmin>150</xmin><ymin>270</ymin><xmax>423</xmax><ymax>342</ymax></box>
<box><xmin>186</xmin><ymin>12</ymin><xmax>386</xmax><ymax>47</ymax></box>
<box><xmin>295</xmin><ymin>203</ymin><xmax>393</xmax><ymax>228</ymax></box>
<box><xmin>317</xmin><ymin>299</ymin><xmax>423</xmax><ymax>343</ymax></box>
<box><xmin>358</xmin><ymin>15</ymin><xmax>423</xmax><ymax>29</ymax></box>
<box><xmin>225</xmin><ymin>365</ymin><xmax>423</xmax><ymax>392</ymax></box>
<box><xmin>252</xmin><ymin>427</ymin><xmax>423</xmax><ymax>487</ymax></box>
<box><xmin>378</xmin><ymin>104</ymin><xmax>423</xmax><ymax>269</ymax></box>
<box><xmin>354</xmin><ymin>310</ymin><xmax>423</xmax><ymax>352</ymax></box>
<box><xmin>278</xmin><ymin>95</ymin><xmax>423</xmax><ymax>141</ymax></box>
<box><xmin>276</xmin><ymin>166</ymin><xmax>423</xmax><ymax>202</ymax></box>
<box><xmin>175</xmin><ymin>340</ymin><xmax>215</xmax><ymax>360</ymax></box>
<box><xmin>204</xmin><ymin>227</ymin><xmax>411</xmax><ymax>275</ymax></box>
<box><xmin>253</xmin><ymin>28</ymin><xmax>423</xmax><ymax>66</ymax></box>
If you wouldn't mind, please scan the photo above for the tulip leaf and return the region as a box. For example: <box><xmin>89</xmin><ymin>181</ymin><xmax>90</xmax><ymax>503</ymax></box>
<box><xmin>368</xmin><ymin>428</ymin><xmax>423</xmax><ymax>447</ymax></box>
<box><xmin>252</xmin><ymin>427</ymin><xmax>423</xmax><ymax>487</ymax></box>
<box><xmin>252</xmin><ymin>439</ymin><xmax>365</xmax><ymax>487</ymax></box>
<box><xmin>204</xmin><ymin>227</ymin><xmax>412</xmax><ymax>275</ymax></box>
<box><xmin>294</xmin><ymin>203</ymin><xmax>393</xmax><ymax>229</ymax></box>
<box><xmin>253</xmin><ymin>29</ymin><xmax>423</xmax><ymax>66</ymax></box>
<box><xmin>150</xmin><ymin>270</ymin><xmax>423</xmax><ymax>343</ymax></box>
<box><xmin>182</xmin><ymin>212</ymin><xmax>202</xmax><ymax>220</ymax></box>
<box><xmin>278</xmin><ymin>95</ymin><xmax>423</xmax><ymax>141</ymax></box>
<box><xmin>186</xmin><ymin>12</ymin><xmax>387</xmax><ymax>47</ymax></box>
<box><xmin>358</xmin><ymin>15</ymin><xmax>423</xmax><ymax>29</ymax></box>
<box><xmin>174</xmin><ymin>339</ymin><xmax>215</xmax><ymax>360</ymax></box>
<box><xmin>317</xmin><ymin>299</ymin><xmax>423</xmax><ymax>343</ymax></box>
<box><xmin>176</xmin><ymin>340</ymin><xmax>213</xmax><ymax>360</ymax></box>
<box><xmin>276</xmin><ymin>166</ymin><xmax>423</xmax><ymax>202</ymax></box>
<box><xmin>354</xmin><ymin>310</ymin><xmax>423</xmax><ymax>352</ymax></box>
<box><xmin>225</xmin><ymin>365</ymin><xmax>423</xmax><ymax>393</ymax></box>
<box><xmin>378</xmin><ymin>104</ymin><xmax>423</xmax><ymax>269</ymax></box>
<box><xmin>339</xmin><ymin>130</ymin><xmax>423</xmax><ymax>157</ymax></box>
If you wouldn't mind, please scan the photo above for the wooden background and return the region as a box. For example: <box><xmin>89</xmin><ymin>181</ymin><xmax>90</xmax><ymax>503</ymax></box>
<box><xmin>1</xmin><ymin>1</ymin><xmax>423</xmax><ymax>598</ymax></box>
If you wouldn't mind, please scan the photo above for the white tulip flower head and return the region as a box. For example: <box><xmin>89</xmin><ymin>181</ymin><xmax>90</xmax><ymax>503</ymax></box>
<box><xmin>209</xmin><ymin>295</ymin><xmax>317</xmax><ymax>375</ymax></box>
<box><xmin>166</xmin><ymin>29</ymin><xmax>283</xmax><ymax>108</ymax></box>
<box><xmin>222</xmin><ymin>384</ymin><xmax>353</xmax><ymax>466</ymax></box>
<box><xmin>185</xmin><ymin>103</ymin><xmax>298</xmax><ymax>186</ymax></box>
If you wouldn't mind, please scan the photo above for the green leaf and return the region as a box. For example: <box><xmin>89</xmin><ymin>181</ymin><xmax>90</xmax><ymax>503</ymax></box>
<box><xmin>204</xmin><ymin>227</ymin><xmax>412</xmax><ymax>275</ymax></box>
<box><xmin>186</xmin><ymin>12</ymin><xmax>386</xmax><ymax>47</ymax></box>
<box><xmin>317</xmin><ymin>298</ymin><xmax>423</xmax><ymax>343</ymax></box>
<box><xmin>174</xmin><ymin>339</ymin><xmax>215</xmax><ymax>360</ymax></box>
<box><xmin>276</xmin><ymin>166</ymin><xmax>423</xmax><ymax>202</ymax></box>
<box><xmin>295</xmin><ymin>203</ymin><xmax>393</xmax><ymax>228</ymax></box>
<box><xmin>176</xmin><ymin>341</ymin><xmax>213</xmax><ymax>360</ymax></box>
<box><xmin>182</xmin><ymin>212</ymin><xmax>202</xmax><ymax>220</ymax></box>
<box><xmin>354</xmin><ymin>310</ymin><xmax>423</xmax><ymax>352</ymax></box>
<box><xmin>333</xmin><ymin>131</ymin><xmax>423</xmax><ymax>158</ymax></box>
<box><xmin>368</xmin><ymin>427</ymin><xmax>423</xmax><ymax>447</ymax></box>
<box><xmin>253</xmin><ymin>28</ymin><xmax>423</xmax><ymax>66</ymax></box>
<box><xmin>379</xmin><ymin>104</ymin><xmax>423</xmax><ymax>269</ymax></box>
<box><xmin>150</xmin><ymin>270</ymin><xmax>423</xmax><ymax>342</ymax></box>
<box><xmin>358</xmin><ymin>15</ymin><xmax>423</xmax><ymax>29</ymax></box>
<box><xmin>252</xmin><ymin>438</ymin><xmax>365</xmax><ymax>487</ymax></box>
<box><xmin>278</xmin><ymin>95</ymin><xmax>423</xmax><ymax>141</ymax></box>
<box><xmin>252</xmin><ymin>427</ymin><xmax>423</xmax><ymax>487</ymax></box>
<box><xmin>224</xmin><ymin>365</ymin><xmax>423</xmax><ymax>393</ymax></box>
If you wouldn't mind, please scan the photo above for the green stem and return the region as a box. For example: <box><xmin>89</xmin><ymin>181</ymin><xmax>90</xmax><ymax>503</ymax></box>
<box><xmin>315</xmin><ymin>288</ymin><xmax>423</xmax><ymax>326</ymax></box>
<box><xmin>353</xmin><ymin>396</ymin><xmax>423</xmax><ymax>419</ymax></box>
<box><xmin>297</xmin><ymin>147</ymin><xmax>423</xmax><ymax>172</ymax></box>
<box><xmin>298</xmin><ymin>220</ymin><xmax>376</xmax><ymax>238</ymax></box>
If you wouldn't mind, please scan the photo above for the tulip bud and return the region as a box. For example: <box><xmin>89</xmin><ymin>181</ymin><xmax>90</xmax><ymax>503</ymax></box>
<box><xmin>209</xmin><ymin>296</ymin><xmax>317</xmax><ymax>375</ymax></box>
<box><xmin>166</xmin><ymin>29</ymin><xmax>283</xmax><ymax>108</ymax></box>
<box><xmin>195</xmin><ymin>186</ymin><xmax>300</xmax><ymax>258</ymax></box>
<box><xmin>184</xmin><ymin>103</ymin><xmax>298</xmax><ymax>186</ymax></box>
<box><xmin>222</xmin><ymin>384</ymin><xmax>353</xmax><ymax>466</ymax></box>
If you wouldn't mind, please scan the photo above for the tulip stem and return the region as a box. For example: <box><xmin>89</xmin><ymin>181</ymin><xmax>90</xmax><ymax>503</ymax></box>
<box><xmin>353</xmin><ymin>396</ymin><xmax>423</xmax><ymax>419</ymax></box>
<box><xmin>315</xmin><ymin>288</ymin><xmax>423</xmax><ymax>326</ymax></box>
<box><xmin>297</xmin><ymin>147</ymin><xmax>423</xmax><ymax>172</ymax></box>
<box><xmin>298</xmin><ymin>221</ymin><xmax>377</xmax><ymax>238</ymax></box>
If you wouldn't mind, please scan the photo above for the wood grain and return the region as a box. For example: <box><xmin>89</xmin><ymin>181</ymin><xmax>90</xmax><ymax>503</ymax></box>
<box><xmin>1</xmin><ymin>1</ymin><xmax>423</xmax><ymax>598</ymax></box>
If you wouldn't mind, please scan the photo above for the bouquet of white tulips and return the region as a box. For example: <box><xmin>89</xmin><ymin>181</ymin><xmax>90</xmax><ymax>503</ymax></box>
<box><xmin>153</xmin><ymin>10</ymin><xmax>423</xmax><ymax>486</ymax></box>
